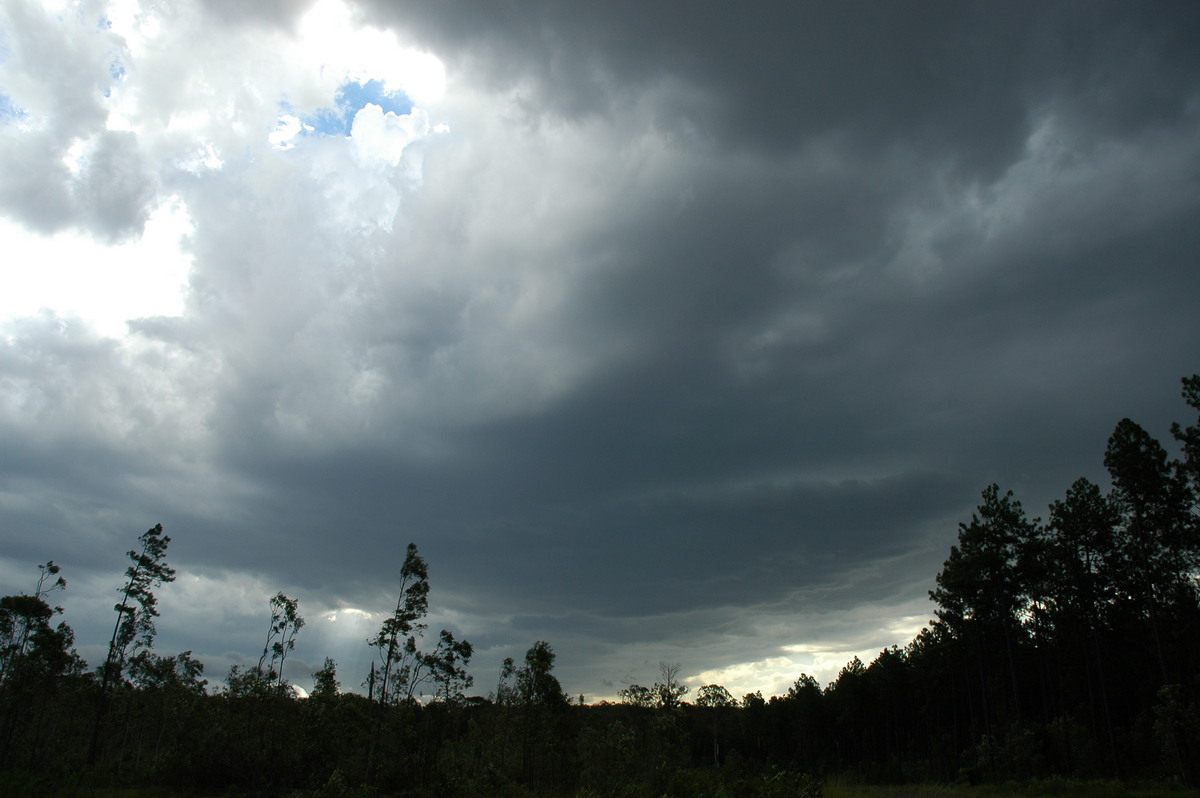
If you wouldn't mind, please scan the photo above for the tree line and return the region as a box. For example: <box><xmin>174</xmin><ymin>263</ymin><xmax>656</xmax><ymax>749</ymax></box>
<box><xmin>1</xmin><ymin>376</ymin><xmax>1198</xmax><ymax>796</ymax></box>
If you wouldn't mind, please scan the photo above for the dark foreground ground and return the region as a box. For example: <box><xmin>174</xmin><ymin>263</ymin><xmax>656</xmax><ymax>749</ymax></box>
<box><xmin>827</xmin><ymin>782</ymin><xmax>1200</xmax><ymax>798</ymax></box>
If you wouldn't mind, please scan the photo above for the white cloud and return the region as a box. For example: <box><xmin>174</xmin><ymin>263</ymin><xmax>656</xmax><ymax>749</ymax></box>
<box><xmin>0</xmin><ymin>199</ymin><xmax>192</xmax><ymax>337</ymax></box>
<box><xmin>268</xmin><ymin>113</ymin><xmax>307</xmax><ymax>149</ymax></box>
<box><xmin>291</xmin><ymin>0</ymin><xmax>445</xmax><ymax>107</ymax></box>
<box><xmin>350</xmin><ymin>102</ymin><xmax>429</xmax><ymax>165</ymax></box>
<box><xmin>687</xmin><ymin>656</ymin><xmax>801</xmax><ymax>698</ymax></box>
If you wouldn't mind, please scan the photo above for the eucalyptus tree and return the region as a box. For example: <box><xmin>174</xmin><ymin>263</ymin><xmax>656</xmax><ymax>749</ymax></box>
<box><xmin>0</xmin><ymin>595</ymin><xmax>55</xmax><ymax>686</ymax></box>
<box><xmin>618</xmin><ymin>664</ymin><xmax>690</xmax><ymax>710</ymax></box>
<box><xmin>310</xmin><ymin>657</ymin><xmax>340</xmax><ymax>699</ymax></box>
<box><xmin>257</xmin><ymin>592</ymin><xmax>304</xmax><ymax>689</ymax></box>
<box><xmin>0</xmin><ymin>562</ymin><xmax>81</xmax><ymax>768</ymax></box>
<box><xmin>695</xmin><ymin>685</ymin><xmax>736</xmax><ymax>766</ymax></box>
<box><xmin>422</xmin><ymin>629</ymin><xmax>474</xmax><ymax>704</ymax></box>
<box><xmin>364</xmin><ymin>543</ymin><xmax>431</xmax><ymax>783</ymax></box>
<box><xmin>0</xmin><ymin>561</ymin><xmax>69</xmax><ymax>684</ymax></box>
<box><xmin>400</xmin><ymin>628</ymin><xmax>476</xmax><ymax>703</ymax></box>
<box><xmin>695</xmin><ymin>685</ymin><xmax>736</xmax><ymax>707</ymax></box>
<box><xmin>369</xmin><ymin>543</ymin><xmax>429</xmax><ymax>705</ymax></box>
<box><xmin>129</xmin><ymin>649</ymin><xmax>206</xmax><ymax>694</ymax></box>
<box><xmin>516</xmin><ymin>640</ymin><xmax>567</xmax><ymax>707</ymax></box>
<box><xmin>511</xmin><ymin>641</ymin><xmax>569</xmax><ymax>788</ymax></box>
<box><xmin>653</xmin><ymin>662</ymin><xmax>689</xmax><ymax>709</ymax></box>
<box><xmin>496</xmin><ymin>656</ymin><xmax>518</xmax><ymax>705</ymax></box>
<box><xmin>617</xmin><ymin>683</ymin><xmax>655</xmax><ymax>707</ymax></box>
<box><xmin>126</xmin><ymin>650</ymin><xmax>207</xmax><ymax>771</ymax></box>
<box><xmin>100</xmin><ymin>524</ymin><xmax>177</xmax><ymax>691</ymax></box>
<box><xmin>89</xmin><ymin>523</ymin><xmax>176</xmax><ymax>764</ymax></box>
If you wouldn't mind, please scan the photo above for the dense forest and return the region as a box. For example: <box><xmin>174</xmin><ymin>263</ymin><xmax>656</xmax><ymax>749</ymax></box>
<box><xmin>2</xmin><ymin>376</ymin><xmax>1199</xmax><ymax>797</ymax></box>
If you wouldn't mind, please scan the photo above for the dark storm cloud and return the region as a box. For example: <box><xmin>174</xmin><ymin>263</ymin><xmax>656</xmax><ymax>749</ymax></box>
<box><xmin>3</xmin><ymin>0</ymin><xmax>1200</xmax><ymax>698</ymax></box>
<box><xmin>321</xmin><ymin>0</ymin><xmax>1200</xmax><ymax>691</ymax></box>
<box><xmin>358</xmin><ymin>1</ymin><xmax>1200</xmax><ymax>169</ymax></box>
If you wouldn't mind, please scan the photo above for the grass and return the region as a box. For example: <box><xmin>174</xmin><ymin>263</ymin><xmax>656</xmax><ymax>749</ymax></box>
<box><xmin>825</xmin><ymin>780</ymin><xmax>1200</xmax><ymax>798</ymax></box>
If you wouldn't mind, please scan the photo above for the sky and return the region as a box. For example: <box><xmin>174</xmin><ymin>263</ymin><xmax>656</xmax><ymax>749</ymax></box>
<box><xmin>2</xmin><ymin>0</ymin><xmax>1199</xmax><ymax>702</ymax></box>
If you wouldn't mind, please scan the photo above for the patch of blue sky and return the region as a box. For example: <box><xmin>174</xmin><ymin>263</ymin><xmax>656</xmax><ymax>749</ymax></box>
<box><xmin>299</xmin><ymin>79</ymin><xmax>413</xmax><ymax>137</ymax></box>
<box><xmin>0</xmin><ymin>93</ymin><xmax>25</xmax><ymax>122</ymax></box>
<box><xmin>104</xmin><ymin>54</ymin><xmax>126</xmax><ymax>99</ymax></box>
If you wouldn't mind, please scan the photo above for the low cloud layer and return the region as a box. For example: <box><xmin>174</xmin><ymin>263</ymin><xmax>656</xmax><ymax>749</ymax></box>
<box><xmin>2</xmin><ymin>0</ymin><xmax>1199</xmax><ymax>699</ymax></box>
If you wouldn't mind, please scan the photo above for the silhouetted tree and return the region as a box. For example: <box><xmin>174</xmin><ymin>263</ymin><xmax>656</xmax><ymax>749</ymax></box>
<box><xmin>654</xmin><ymin>662</ymin><xmax>689</xmax><ymax>710</ymax></box>
<box><xmin>421</xmin><ymin>629</ymin><xmax>474</xmax><ymax>704</ymax></box>
<box><xmin>369</xmin><ymin>543</ymin><xmax>429</xmax><ymax>705</ymax></box>
<box><xmin>8</xmin><ymin>378</ymin><xmax>1200</xmax><ymax>791</ymax></box>
<box><xmin>695</xmin><ymin>684</ymin><xmax>736</xmax><ymax>708</ymax></box>
<box><xmin>930</xmin><ymin>485</ymin><xmax>1038</xmax><ymax>731</ymax></box>
<box><xmin>0</xmin><ymin>562</ymin><xmax>68</xmax><ymax>685</ymax></box>
<box><xmin>311</xmin><ymin>657</ymin><xmax>340</xmax><ymax>699</ymax></box>
<box><xmin>1041</xmin><ymin>476</ymin><xmax>1121</xmax><ymax>766</ymax></box>
<box><xmin>695</xmin><ymin>685</ymin><xmax>735</xmax><ymax>766</ymax></box>
<box><xmin>618</xmin><ymin>683</ymin><xmax>655</xmax><ymax>707</ymax></box>
<box><xmin>0</xmin><ymin>561</ymin><xmax>81</xmax><ymax>768</ymax></box>
<box><xmin>125</xmin><ymin>650</ymin><xmax>206</xmax><ymax>773</ymax></box>
<box><xmin>1170</xmin><ymin>374</ymin><xmax>1200</xmax><ymax>501</ymax></box>
<box><xmin>1105</xmin><ymin>418</ymin><xmax>1194</xmax><ymax>684</ymax></box>
<box><xmin>0</xmin><ymin>562</ymin><xmax>66</xmax><ymax>675</ymax></box>
<box><xmin>779</xmin><ymin>673</ymin><xmax>827</xmax><ymax>770</ymax></box>
<box><xmin>100</xmin><ymin>525</ymin><xmax>176</xmax><ymax>689</ymax></box>
<box><xmin>512</xmin><ymin>641</ymin><xmax>571</xmax><ymax>788</ymax></box>
<box><xmin>517</xmin><ymin>641</ymin><xmax>567</xmax><ymax>707</ymax></box>
<box><xmin>257</xmin><ymin>591</ymin><xmax>304</xmax><ymax>689</ymax></box>
<box><xmin>90</xmin><ymin>523</ymin><xmax>175</xmax><ymax>764</ymax></box>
